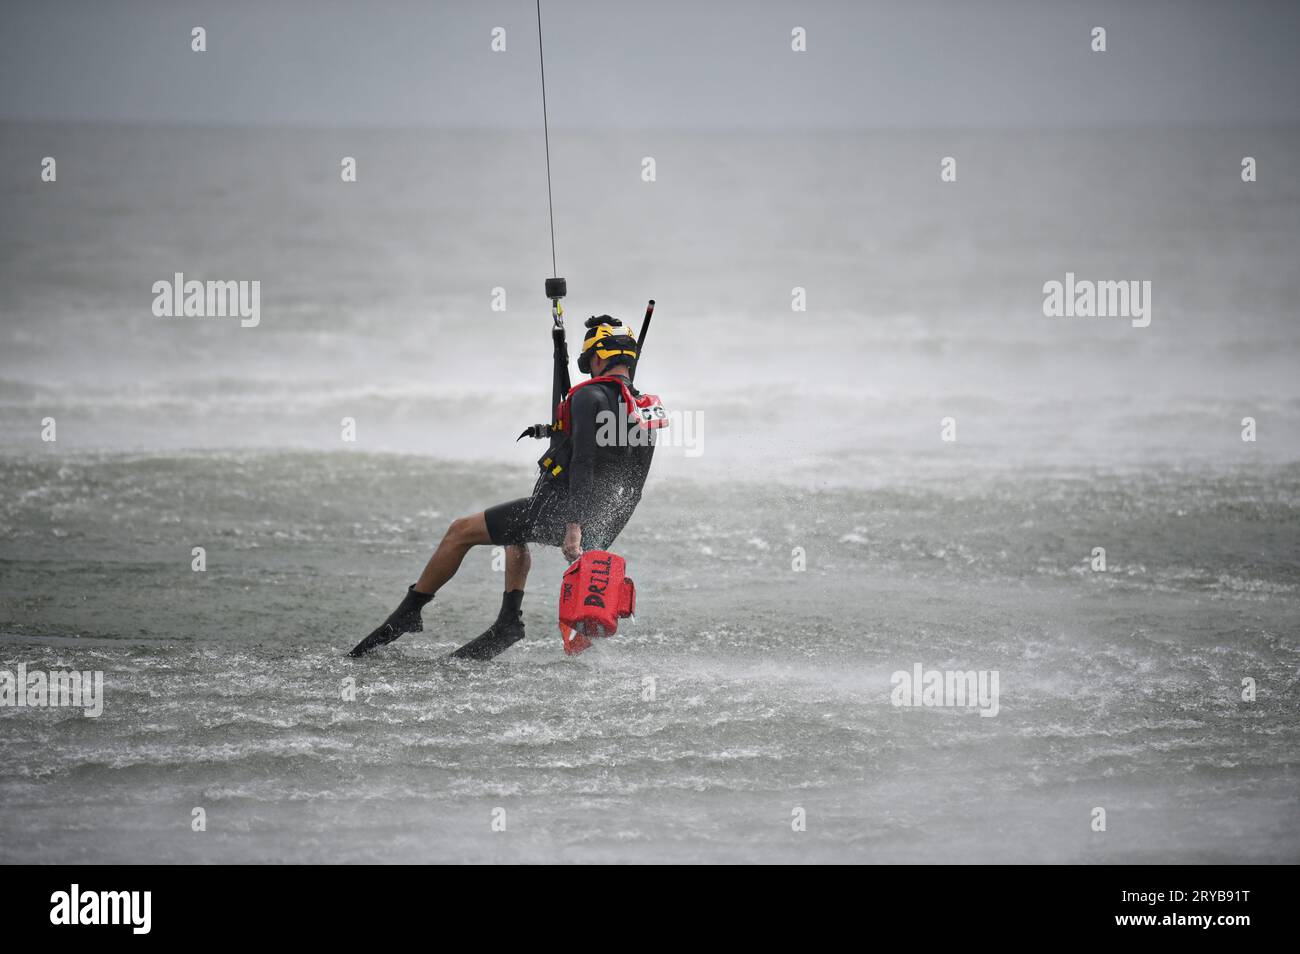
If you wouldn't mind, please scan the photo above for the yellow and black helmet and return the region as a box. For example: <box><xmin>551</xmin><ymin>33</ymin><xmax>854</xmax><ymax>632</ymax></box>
<box><xmin>577</xmin><ymin>315</ymin><xmax>639</xmax><ymax>374</ymax></box>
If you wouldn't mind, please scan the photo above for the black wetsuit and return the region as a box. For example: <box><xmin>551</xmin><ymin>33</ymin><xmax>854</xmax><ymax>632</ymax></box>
<box><xmin>485</xmin><ymin>378</ymin><xmax>656</xmax><ymax>551</ymax></box>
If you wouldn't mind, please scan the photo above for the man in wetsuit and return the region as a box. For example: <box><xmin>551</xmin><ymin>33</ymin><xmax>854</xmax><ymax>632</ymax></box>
<box><xmin>348</xmin><ymin>315</ymin><xmax>657</xmax><ymax>660</ymax></box>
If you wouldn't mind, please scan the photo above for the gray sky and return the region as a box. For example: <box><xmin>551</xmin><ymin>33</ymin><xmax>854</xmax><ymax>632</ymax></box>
<box><xmin>2</xmin><ymin>0</ymin><xmax>1298</xmax><ymax>129</ymax></box>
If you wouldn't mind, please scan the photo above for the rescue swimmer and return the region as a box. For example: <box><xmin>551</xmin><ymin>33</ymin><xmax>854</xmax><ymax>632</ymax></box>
<box><xmin>349</xmin><ymin>309</ymin><xmax>665</xmax><ymax>660</ymax></box>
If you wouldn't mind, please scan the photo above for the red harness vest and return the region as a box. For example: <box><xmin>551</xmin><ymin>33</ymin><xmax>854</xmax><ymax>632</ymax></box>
<box><xmin>537</xmin><ymin>376</ymin><xmax>667</xmax><ymax>479</ymax></box>
<box><xmin>554</xmin><ymin>375</ymin><xmax>669</xmax><ymax>434</ymax></box>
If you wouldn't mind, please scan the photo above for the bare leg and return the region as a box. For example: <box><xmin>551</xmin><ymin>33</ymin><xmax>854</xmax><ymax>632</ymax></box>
<box><xmin>415</xmin><ymin>512</ymin><xmax>492</xmax><ymax>595</ymax></box>
<box><xmin>504</xmin><ymin>543</ymin><xmax>530</xmax><ymax>592</ymax></box>
<box><xmin>450</xmin><ymin>542</ymin><xmax>532</xmax><ymax>661</ymax></box>
<box><xmin>349</xmin><ymin>512</ymin><xmax>498</xmax><ymax>658</ymax></box>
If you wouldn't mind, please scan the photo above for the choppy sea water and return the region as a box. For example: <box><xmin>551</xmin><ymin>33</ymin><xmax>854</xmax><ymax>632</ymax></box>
<box><xmin>1</xmin><ymin>452</ymin><xmax>1296</xmax><ymax>863</ymax></box>
<box><xmin>1</xmin><ymin>124</ymin><xmax>1298</xmax><ymax>862</ymax></box>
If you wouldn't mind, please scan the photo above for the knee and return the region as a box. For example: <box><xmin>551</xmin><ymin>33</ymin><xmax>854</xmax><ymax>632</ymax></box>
<box><xmin>446</xmin><ymin>515</ymin><xmax>479</xmax><ymax>546</ymax></box>
<box><xmin>507</xmin><ymin>543</ymin><xmax>530</xmax><ymax>565</ymax></box>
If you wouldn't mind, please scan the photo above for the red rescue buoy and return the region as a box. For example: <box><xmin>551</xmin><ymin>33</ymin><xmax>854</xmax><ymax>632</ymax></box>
<box><xmin>558</xmin><ymin>550</ymin><xmax>636</xmax><ymax>655</ymax></box>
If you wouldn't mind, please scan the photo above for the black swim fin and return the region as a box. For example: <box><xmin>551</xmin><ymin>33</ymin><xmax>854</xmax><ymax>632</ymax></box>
<box><xmin>348</xmin><ymin>585</ymin><xmax>432</xmax><ymax>657</ymax></box>
<box><xmin>450</xmin><ymin>590</ymin><xmax>526</xmax><ymax>661</ymax></box>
